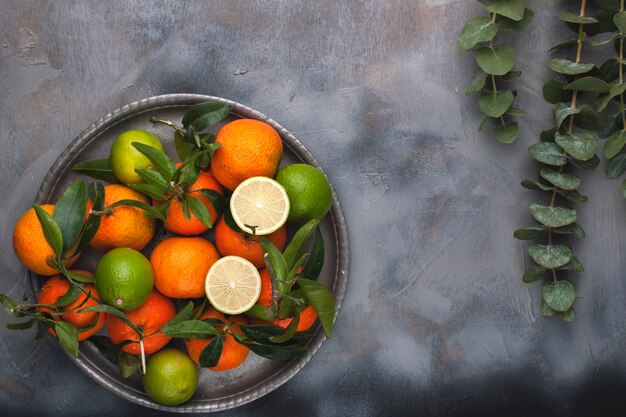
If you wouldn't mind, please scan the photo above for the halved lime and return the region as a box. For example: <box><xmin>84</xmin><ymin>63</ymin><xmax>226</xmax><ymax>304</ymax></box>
<box><xmin>205</xmin><ymin>256</ymin><xmax>261</xmax><ymax>315</ymax></box>
<box><xmin>229</xmin><ymin>176</ymin><xmax>290</xmax><ymax>235</ymax></box>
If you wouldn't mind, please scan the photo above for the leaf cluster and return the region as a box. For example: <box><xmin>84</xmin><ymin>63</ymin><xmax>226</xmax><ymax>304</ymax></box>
<box><xmin>458</xmin><ymin>0</ymin><xmax>534</xmax><ymax>143</ymax></box>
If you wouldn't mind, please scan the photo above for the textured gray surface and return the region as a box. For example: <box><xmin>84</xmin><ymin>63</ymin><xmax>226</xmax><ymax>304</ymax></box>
<box><xmin>1</xmin><ymin>1</ymin><xmax>626</xmax><ymax>416</ymax></box>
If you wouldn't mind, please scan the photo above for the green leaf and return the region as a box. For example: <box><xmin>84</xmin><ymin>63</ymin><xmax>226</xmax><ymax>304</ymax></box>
<box><xmin>301</xmin><ymin>227</ymin><xmax>325</xmax><ymax>280</ymax></box>
<box><xmin>269</xmin><ymin>310</ymin><xmax>300</xmax><ymax>343</ymax></box>
<box><xmin>244</xmin><ymin>304</ymin><xmax>278</xmax><ymax>321</ymax></box>
<box><xmin>521</xmin><ymin>179</ymin><xmax>553</xmax><ymax>191</ymax></box>
<box><xmin>506</xmin><ymin>107</ymin><xmax>527</xmax><ymax>116</ymax></box>
<box><xmin>559</xmin><ymin>308</ymin><xmax>576</xmax><ymax>322</ymax></box>
<box><xmin>528</xmin><ymin>142</ymin><xmax>567</xmax><ymax>166</ymax></box>
<box><xmin>543</xmin><ymin>79</ymin><xmax>571</xmax><ymax>104</ymax></box>
<box><xmin>606</xmin><ymin>152</ymin><xmax>626</xmax><ymax>179</ymax></box>
<box><xmin>558</xmin><ymin>10</ymin><xmax>598</xmax><ymax>24</ymax></box>
<box><xmin>481</xmin><ymin>0</ymin><xmax>524</xmax><ymax>21</ymax></box>
<box><xmin>54</xmin><ymin>283</ymin><xmax>82</xmax><ymax>307</ymax></box>
<box><xmin>193</xmin><ymin>189</ymin><xmax>226</xmax><ymax>217</ymax></box>
<box><xmin>502</xmin><ymin>71</ymin><xmax>522</xmax><ymax>81</ymax></box>
<box><xmin>604</xmin><ymin>130</ymin><xmax>626</xmax><ymax>159</ymax></box>
<box><xmin>0</xmin><ymin>294</ymin><xmax>17</xmax><ymax>312</ymax></box>
<box><xmin>67</xmin><ymin>271</ymin><xmax>95</xmax><ymax>283</ymax></box>
<box><xmin>475</xmin><ymin>45</ymin><xmax>516</xmax><ymax>76</ymax></box>
<box><xmin>539</xmin><ymin>300</ymin><xmax>557</xmax><ymax>317</ymax></box>
<box><xmin>235</xmin><ymin>336</ymin><xmax>308</xmax><ymax>360</ymax></box>
<box><xmin>573</xmin><ymin>105</ymin><xmax>607</xmax><ymax>131</ymax></box>
<box><xmin>466</xmin><ymin>71</ymin><xmax>488</xmax><ymax>95</ymax></box>
<box><xmin>457</xmin><ymin>17</ymin><xmax>498</xmax><ymax>51</ymax></box>
<box><xmin>127</xmin><ymin>183</ymin><xmax>167</xmax><ymax>200</ymax></box>
<box><xmin>240</xmin><ymin>325</ymin><xmax>309</xmax><ymax>345</ymax></box>
<box><xmin>478</xmin><ymin>116</ymin><xmax>491</xmax><ymax>131</ymax></box>
<box><xmin>72</xmin><ymin>182</ymin><xmax>104</xmax><ymax>256</ymax></box>
<box><xmin>557</xmin><ymin>256</ymin><xmax>584</xmax><ymax>272</ymax></box>
<box><xmin>543</xmin><ymin>280</ymin><xmax>575</xmax><ymax>312</ymax></box>
<box><xmin>555</xmin><ymin>131</ymin><xmax>598</xmax><ymax>161</ymax></box>
<box><xmin>493</xmin><ymin>122</ymin><xmax>519</xmax><ymax>144</ymax></box>
<box><xmin>548</xmin><ymin>59</ymin><xmax>594</xmax><ymax>75</ymax></box>
<box><xmin>548</xmin><ymin>36</ymin><xmax>579</xmax><ymax>52</ymax></box>
<box><xmin>55</xmin><ymin>322</ymin><xmax>79</xmax><ymax>357</ymax></box>
<box><xmin>554</xmin><ymin>103</ymin><xmax>581</xmax><ymax>129</ymax></box>
<box><xmin>159</xmin><ymin>301</ymin><xmax>195</xmax><ymax>334</ymax></box>
<box><xmin>118</xmin><ymin>352</ymin><xmax>141</xmax><ymax>378</ymax></box>
<box><xmin>33</xmin><ymin>204</ymin><xmax>63</xmax><ymax>259</ymax></box>
<box><xmin>295</xmin><ymin>278</ymin><xmax>335</xmax><ymax>337</ymax></box>
<box><xmin>556</xmin><ymin>188</ymin><xmax>588</xmax><ymax>203</ymax></box>
<box><xmin>174</xmin><ymin>131</ymin><xmax>195</xmax><ymax>162</ymax></box>
<box><xmin>185</xmin><ymin>195</ymin><xmax>213</xmax><ymax>228</ymax></box>
<box><xmin>199</xmin><ymin>336</ymin><xmax>223</xmax><ymax>368</ymax></box>
<box><xmin>528</xmin><ymin>244</ymin><xmax>573</xmax><ymax>268</ymax></box>
<box><xmin>540</xmin><ymin>127</ymin><xmax>557</xmax><ymax>142</ymax></box>
<box><xmin>160</xmin><ymin>320</ymin><xmax>219</xmax><ymax>338</ymax></box>
<box><xmin>478</xmin><ymin>91</ymin><xmax>514</xmax><ymax>117</ymax></box>
<box><xmin>522</xmin><ymin>264</ymin><xmax>548</xmax><ymax>283</ymax></box>
<box><xmin>599</xmin><ymin>112</ymin><xmax>620</xmax><ymax>138</ymax></box>
<box><xmin>53</xmin><ymin>180</ymin><xmax>88</xmax><ymax>253</ymax></box>
<box><xmin>72</xmin><ymin>159</ymin><xmax>119</xmax><ymax>183</ymax></box>
<box><xmin>539</xmin><ymin>168</ymin><xmax>581</xmax><ymax>190</ymax></box>
<box><xmin>553</xmin><ymin>223</ymin><xmax>586</xmax><ymax>239</ymax></box>
<box><xmin>131</xmin><ymin>142</ymin><xmax>176</xmax><ymax>181</ymax></box>
<box><xmin>529</xmin><ymin>203</ymin><xmax>576</xmax><ymax>228</ymax></box>
<box><xmin>514</xmin><ymin>227</ymin><xmax>545</xmax><ymax>240</ymax></box>
<box><xmin>596</xmin><ymin>83</ymin><xmax>626</xmax><ymax>112</ymax></box>
<box><xmin>563</xmin><ymin>77</ymin><xmax>610</xmax><ymax>94</ymax></box>
<box><xmin>5</xmin><ymin>319</ymin><xmax>37</xmax><ymax>330</ymax></box>
<box><xmin>260</xmin><ymin>238</ymin><xmax>289</xmax><ymax>284</ymax></box>
<box><xmin>568</xmin><ymin>154</ymin><xmax>600</xmax><ymax>170</ymax></box>
<box><xmin>109</xmin><ymin>199</ymin><xmax>167</xmax><ymax>221</ymax></box>
<box><xmin>182</xmin><ymin>101</ymin><xmax>231</xmax><ymax>131</ymax></box>
<box><xmin>134</xmin><ymin>167</ymin><xmax>169</xmax><ymax>189</ymax></box>
<box><xmin>614</xmin><ymin>11</ymin><xmax>626</xmax><ymax>33</ymax></box>
<box><xmin>79</xmin><ymin>304</ymin><xmax>128</xmax><ymax>321</ymax></box>
<box><xmin>89</xmin><ymin>336</ymin><xmax>119</xmax><ymax>364</ymax></box>
<box><xmin>622</xmin><ymin>179</ymin><xmax>626</xmax><ymax>199</ymax></box>
<box><xmin>496</xmin><ymin>8</ymin><xmax>534</xmax><ymax>30</ymax></box>
<box><xmin>283</xmin><ymin>220</ymin><xmax>320</xmax><ymax>269</ymax></box>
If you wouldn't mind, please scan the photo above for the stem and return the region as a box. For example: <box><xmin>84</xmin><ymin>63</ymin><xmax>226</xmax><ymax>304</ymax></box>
<box><xmin>140</xmin><ymin>338</ymin><xmax>146</xmax><ymax>374</ymax></box>
<box><xmin>150</xmin><ymin>117</ymin><xmax>185</xmax><ymax>134</ymax></box>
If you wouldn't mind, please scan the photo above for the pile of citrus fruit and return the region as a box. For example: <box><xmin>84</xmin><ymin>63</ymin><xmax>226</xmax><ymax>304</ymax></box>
<box><xmin>5</xmin><ymin>101</ymin><xmax>336</xmax><ymax>407</ymax></box>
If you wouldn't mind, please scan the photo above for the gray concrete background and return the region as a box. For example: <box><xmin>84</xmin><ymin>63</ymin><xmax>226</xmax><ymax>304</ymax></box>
<box><xmin>1</xmin><ymin>1</ymin><xmax>625</xmax><ymax>416</ymax></box>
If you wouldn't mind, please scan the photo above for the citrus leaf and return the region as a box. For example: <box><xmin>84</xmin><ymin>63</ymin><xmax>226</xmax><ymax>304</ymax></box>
<box><xmin>493</xmin><ymin>122</ymin><xmax>519</xmax><ymax>144</ymax></box>
<box><xmin>457</xmin><ymin>17</ymin><xmax>498</xmax><ymax>51</ymax></box>
<box><xmin>131</xmin><ymin>142</ymin><xmax>176</xmax><ymax>181</ymax></box>
<box><xmin>79</xmin><ymin>304</ymin><xmax>128</xmax><ymax>321</ymax></box>
<box><xmin>174</xmin><ymin>131</ymin><xmax>195</xmax><ymax>162</ymax></box>
<box><xmin>235</xmin><ymin>336</ymin><xmax>308</xmax><ymax>360</ymax></box>
<box><xmin>604</xmin><ymin>130</ymin><xmax>626</xmax><ymax>159</ymax></box>
<box><xmin>496</xmin><ymin>7</ymin><xmax>534</xmax><ymax>30</ymax></box>
<box><xmin>54</xmin><ymin>283</ymin><xmax>83</xmax><ymax>307</ymax></box>
<box><xmin>244</xmin><ymin>304</ymin><xmax>278</xmax><ymax>322</ymax></box>
<box><xmin>283</xmin><ymin>219</ymin><xmax>320</xmax><ymax>269</ymax></box>
<box><xmin>73</xmin><ymin>182</ymin><xmax>103</xmax><ymax>256</ymax></box>
<box><xmin>481</xmin><ymin>0</ymin><xmax>524</xmax><ymax>21</ymax></box>
<box><xmin>528</xmin><ymin>244</ymin><xmax>573</xmax><ymax>269</ymax></box>
<box><xmin>522</xmin><ymin>264</ymin><xmax>548</xmax><ymax>283</ymax></box>
<box><xmin>66</xmin><ymin>271</ymin><xmax>95</xmax><ymax>283</ymax></box>
<box><xmin>260</xmin><ymin>238</ymin><xmax>289</xmax><ymax>284</ymax></box>
<box><xmin>108</xmin><ymin>199</ymin><xmax>166</xmax><ymax>221</ymax></box>
<box><xmin>134</xmin><ymin>167</ymin><xmax>169</xmax><ymax>189</ymax></box>
<box><xmin>539</xmin><ymin>300</ymin><xmax>557</xmax><ymax>317</ymax></box>
<box><xmin>539</xmin><ymin>168</ymin><xmax>581</xmax><ymax>190</ymax></box>
<box><xmin>55</xmin><ymin>322</ymin><xmax>79</xmax><ymax>357</ymax></box>
<box><xmin>199</xmin><ymin>335</ymin><xmax>223</xmax><ymax>368</ymax></box>
<box><xmin>543</xmin><ymin>280</ymin><xmax>575</xmax><ymax>312</ymax></box>
<box><xmin>179</xmin><ymin>157</ymin><xmax>200</xmax><ymax>187</ymax></box>
<box><xmin>182</xmin><ymin>101</ymin><xmax>231</xmax><ymax>131</ymax></box>
<box><xmin>240</xmin><ymin>325</ymin><xmax>310</xmax><ymax>345</ymax></box>
<box><xmin>269</xmin><ymin>309</ymin><xmax>300</xmax><ymax>344</ymax></box>
<box><xmin>514</xmin><ymin>227</ymin><xmax>545</xmax><ymax>240</ymax></box>
<box><xmin>558</xmin><ymin>10</ymin><xmax>598</xmax><ymax>24</ymax></box>
<box><xmin>159</xmin><ymin>301</ymin><xmax>195</xmax><ymax>334</ymax></box>
<box><xmin>301</xmin><ymin>227</ymin><xmax>325</xmax><ymax>280</ymax></box>
<box><xmin>555</xmin><ymin>131</ymin><xmax>598</xmax><ymax>161</ymax></box>
<box><xmin>0</xmin><ymin>295</ymin><xmax>17</xmax><ymax>312</ymax></box>
<box><xmin>554</xmin><ymin>103</ymin><xmax>581</xmax><ymax>129</ymax></box>
<box><xmin>553</xmin><ymin>223</ymin><xmax>586</xmax><ymax>239</ymax></box>
<box><xmin>548</xmin><ymin>59</ymin><xmax>594</xmax><ymax>75</ymax></box>
<box><xmin>568</xmin><ymin>154</ymin><xmax>600</xmax><ymax>170</ymax></box>
<box><xmin>160</xmin><ymin>320</ymin><xmax>219</xmax><ymax>338</ymax></box>
<box><xmin>478</xmin><ymin>90</ymin><xmax>514</xmax><ymax>117</ymax></box>
<box><xmin>53</xmin><ymin>180</ymin><xmax>88</xmax><ymax>253</ymax></box>
<box><xmin>529</xmin><ymin>204</ymin><xmax>576</xmax><ymax>227</ymax></box>
<box><xmin>72</xmin><ymin>159</ymin><xmax>119</xmax><ymax>184</ymax></box>
<box><xmin>33</xmin><ymin>204</ymin><xmax>63</xmax><ymax>259</ymax></box>
<box><xmin>185</xmin><ymin>195</ymin><xmax>213</xmax><ymax>228</ymax></box>
<box><xmin>118</xmin><ymin>351</ymin><xmax>141</xmax><ymax>378</ymax></box>
<box><xmin>563</xmin><ymin>77</ymin><xmax>610</xmax><ymax>94</ymax></box>
<box><xmin>295</xmin><ymin>278</ymin><xmax>334</xmax><ymax>338</ymax></box>
<box><xmin>466</xmin><ymin>71</ymin><xmax>488</xmax><ymax>96</ymax></box>
<box><xmin>528</xmin><ymin>142</ymin><xmax>567</xmax><ymax>166</ymax></box>
<box><xmin>614</xmin><ymin>10</ymin><xmax>626</xmax><ymax>33</ymax></box>
<box><xmin>543</xmin><ymin>79</ymin><xmax>571</xmax><ymax>104</ymax></box>
<box><xmin>606</xmin><ymin>152</ymin><xmax>626</xmax><ymax>179</ymax></box>
<box><xmin>127</xmin><ymin>183</ymin><xmax>167</xmax><ymax>200</ymax></box>
<box><xmin>557</xmin><ymin>256</ymin><xmax>584</xmax><ymax>272</ymax></box>
<box><xmin>559</xmin><ymin>308</ymin><xmax>576</xmax><ymax>322</ymax></box>
<box><xmin>193</xmin><ymin>188</ymin><xmax>226</xmax><ymax>217</ymax></box>
<box><xmin>476</xmin><ymin>45</ymin><xmax>516</xmax><ymax>76</ymax></box>
<box><xmin>5</xmin><ymin>319</ymin><xmax>37</xmax><ymax>330</ymax></box>
<box><xmin>555</xmin><ymin>189</ymin><xmax>588</xmax><ymax>203</ymax></box>
<box><xmin>89</xmin><ymin>336</ymin><xmax>119</xmax><ymax>365</ymax></box>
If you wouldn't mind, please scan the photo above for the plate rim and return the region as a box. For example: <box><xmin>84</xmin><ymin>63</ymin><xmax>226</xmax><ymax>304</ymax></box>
<box><xmin>31</xmin><ymin>94</ymin><xmax>350</xmax><ymax>413</ymax></box>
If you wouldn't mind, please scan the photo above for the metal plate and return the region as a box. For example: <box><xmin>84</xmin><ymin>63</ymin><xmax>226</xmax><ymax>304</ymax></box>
<box><xmin>30</xmin><ymin>94</ymin><xmax>349</xmax><ymax>413</ymax></box>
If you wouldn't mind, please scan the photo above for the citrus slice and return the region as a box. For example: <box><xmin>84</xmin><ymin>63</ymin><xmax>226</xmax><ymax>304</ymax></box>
<box><xmin>205</xmin><ymin>256</ymin><xmax>262</xmax><ymax>315</ymax></box>
<box><xmin>229</xmin><ymin>176</ymin><xmax>290</xmax><ymax>235</ymax></box>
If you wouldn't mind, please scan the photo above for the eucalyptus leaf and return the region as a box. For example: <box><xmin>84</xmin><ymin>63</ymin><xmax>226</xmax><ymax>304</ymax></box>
<box><xmin>543</xmin><ymin>79</ymin><xmax>571</xmax><ymax>104</ymax></box>
<box><xmin>72</xmin><ymin>159</ymin><xmax>119</xmax><ymax>183</ymax></box>
<box><xmin>33</xmin><ymin>204</ymin><xmax>63</xmax><ymax>259</ymax></box>
<box><xmin>496</xmin><ymin>8</ymin><xmax>534</xmax><ymax>31</ymax></box>
<box><xmin>596</xmin><ymin>83</ymin><xmax>626</xmax><ymax>112</ymax></box>
<box><xmin>466</xmin><ymin>71</ymin><xmax>488</xmax><ymax>96</ymax></box>
<box><xmin>528</xmin><ymin>244</ymin><xmax>572</xmax><ymax>269</ymax></box>
<box><xmin>557</xmin><ymin>256</ymin><xmax>584</xmax><ymax>272</ymax></box>
<box><xmin>559</xmin><ymin>308</ymin><xmax>576</xmax><ymax>322</ymax></box>
<box><xmin>481</xmin><ymin>0</ymin><xmax>525</xmax><ymax>21</ymax></box>
<box><xmin>554</xmin><ymin>102</ymin><xmax>581</xmax><ymax>129</ymax></box>
<box><xmin>478</xmin><ymin>91</ymin><xmax>514</xmax><ymax>117</ymax></box>
<box><xmin>55</xmin><ymin>321</ymin><xmax>79</xmax><ymax>357</ymax></box>
<box><xmin>506</xmin><ymin>107</ymin><xmax>528</xmax><ymax>116</ymax></box>
<box><xmin>606</xmin><ymin>152</ymin><xmax>626</xmax><ymax>179</ymax></box>
<box><xmin>573</xmin><ymin>105</ymin><xmax>607</xmax><ymax>131</ymax></box>
<box><xmin>514</xmin><ymin>227</ymin><xmax>545</xmax><ymax>240</ymax></box>
<box><xmin>475</xmin><ymin>45</ymin><xmax>516</xmax><ymax>76</ymax></box>
<box><xmin>539</xmin><ymin>168</ymin><xmax>581</xmax><ymax>190</ymax></box>
<box><xmin>53</xmin><ymin>180</ymin><xmax>87</xmax><ymax>253</ymax></box>
<box><xmin>528</xmin><ymin>142</ymin><xmax>567</xmax><ymax>166</ymax></box>
<box><xmin>622</xmin><ymin>179</ymin><xmax>626</xmax><ymax>199</ymax></box>
<box><xmin>522</xmin><ymin>264</ymin><xmax>548</xmax><ymax>283</ymax></box>
<box><xmin>493</xmin><ymin>122</ymin><xmax>519</xmax><ymax>144</ymax></box>
<box><xmin>568</xmin><ymin>154</ymin><xmax>600</xmax><ymax>170</ymax></box>
<box><xmin>614</xmin><ymin>10</ymin><xmax>626</xmax><ymax>33</ymax></box>
<box><xmin>556</xmin><ymin>188</ymin><xmax>589</xmax><ymax>203</ymax></box>
<box><xmin>295</xmin><ymin>278</ymin><xmax>335</xmax><ymax>338</ymax></box>
<box><xmin>558</xmin><ymin>10</ymin><xmax>598</xmax><ymax>24</ymax></box>
<box><xmin>478</xmin><ymin>116</ymin><xmax>491</xmax><ymax>131</ymax></box>
<box><xmin>553</xmin><ymin>223</ymin><xmax>586</xmax><ymax>239</ymax></box>
<box><xmin>457</xmin><ymin>17</ymin><xmax>498</xmax><ymax>51</ymax></box>
<box><xmin>604</xmin><ymin>130</ymin><xmax>626</xmax><ymax>159</ymax></box>
<box><xmin>529</xmin><ymin>204</ymin><xmax>576</xmax><ymax>228</ymax></box>
<box><xmin>199</xmin><ymin>335</ymin><xmax>223</xmax><ymax>368</ymax></box>
<box><xmin>555</xmin><ymin>131</ymin><xmax>598</xmax><ymax>161</ymax></box>
<box><xmin>540</xmin><ymin>127</ymin><xmax>557</xmax><ymax>142</ymax></box>
<box><xmin>502</xmin><ymin>71</ymin><xmax>522</xmax><ymax>81</ymax></box>
<box><xmin>548</xmin><ymin>59</ymin><xmax>594</xmax><ymax>75</ymax></box>
<box><xmin>599</xmin><ymin>112</ymin><xmax>620</xmax><ymax>138</ymax></box>
<box><xmin>600</xmin><ymin>59</ymin><xmax>620</xmax><ymax>82</ymax></box>
<box><xmin>539</xmin><ymin>300</ymin><xmax>557</xmax><ymax>317</ymax></box>
<box><xmin>563</xmin><ymin>77</ymin><xmax>610</xmax><ymax>94</ymax></box>
<box><xmin>543</xmin><ymin>280</ymin><xmax>575</xmax><ymax>312</ymax></box>
<box><xmin>548</xmin><ymin>36</ymin><xmax>579</xmax><ymax>52</ymax></box>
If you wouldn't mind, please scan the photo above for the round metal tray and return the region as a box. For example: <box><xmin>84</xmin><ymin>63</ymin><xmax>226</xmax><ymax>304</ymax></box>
<box><xmin>30</xmin><ymin>94</ymin><xmax>349</xmax><ymax>412</ymax></box>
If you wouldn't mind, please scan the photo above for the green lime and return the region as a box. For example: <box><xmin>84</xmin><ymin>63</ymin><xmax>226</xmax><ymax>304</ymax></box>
<box><xmin>143</xmin><ymin>348</ymin><xmax>199</xmax><ymax>406</ymax></box>
<box><xmin>275</xmin><ymin>164</ymin><xmax>333</xmax><ymax>223</ymax></box>
<box><xmin>95</xmin><ymin>248</ymin><xmax>154</xmax><ymax>311</ymax></box>
<box><xmin>109</xmin><ymin>129</ymin><xmax>164</xmax><ymax>184</ymax></box>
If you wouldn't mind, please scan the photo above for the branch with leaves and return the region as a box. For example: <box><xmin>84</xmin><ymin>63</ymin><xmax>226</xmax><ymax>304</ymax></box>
<box><xmin>458</xmin><ymin>0</ymin><xmax>534</xmax><ymax>143</ymax></box>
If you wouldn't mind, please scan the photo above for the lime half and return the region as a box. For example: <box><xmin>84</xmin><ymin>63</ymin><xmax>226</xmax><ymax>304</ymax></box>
<box><xmin>205</xmin><ymin>256</ymin><xmax>261</xmax><ymax>315</ymax></box>
<box><xmin>229</xmin><ymin>176</ymin><xmax>290</xmax><ymax>235</ymax></box>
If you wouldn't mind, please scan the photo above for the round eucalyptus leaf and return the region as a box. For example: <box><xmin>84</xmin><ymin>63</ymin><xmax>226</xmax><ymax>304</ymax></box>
<box><xmin>555</xmin><ymin>131</ymin><xmax>598</xmax><ymax>161</ymax></box>
<box><xmin>606</xmin><ymin>152</ymin><xmax>626</xmax><ymax>179</ymax></box>
<box><xmin>557</xmin><ymin>255</ymin><xmax>584</xmax><ymax>272</ymax></box>
<box><xmin>539</xmin><ymin>300</ymin><xmax>557</xmax><ymax>317</ymax></box>
<box><xmin>493</xmin><ymin>122</ymin><xmax>519</xmax><ymax>143</ymax></box>
<box><xmin>529</xmin><ymin>203</ymin><xmax>576</xmax><ymax>228</ymax></box>
<box><xmin>568</xmin><ymin>154</ymin><xmax>600</xmax><ymax>170</ymax></box>
<box><xmin>548</xmin><ymin>59</ymin><xmax>594</xmax><ymax>75</ymax></box>
<box><xmin>573</xmin><ymin>105</ymin><xmax>607</xmax><ymax>131</ymax></box>
<box><xmin>482</xmin><ymin>0</ymin><xmax>525</xmax><ymax>21</ymax></box>
<box><xmin>476</xmin><ymin>45</ymin><xmax>516</xmax><ymax>76</ymax></box>
<box><xmin>554</xmin><ymin>102</ymin><xmax>581</xmax><ymax>129</ymax></box>
<box><xmin>614</xmin><ymin>10</ymin><xmax>626</xmax><ymax>33</ymax></box>
<box><xmin>506</xmin><ymin>107</ymin><xmax>528</xmax><ymax>116</ymax></box>
<box><xmin>563</xmin><ymin>77</ymin><xmax>610</xmax><ymax>94</ymax></box>
<box><xmin>496</xmin><ymin>8</ymin><xmax>534</xmax><ymax>31</ymax></box>
<box><xmin>553</xmin><ymin>223</ymin><xmax>586</xmax><ymax>239</ymax></box>
<box><xmin>523</xmin><ymin>264</ymin><xmax>548</xmax><ymax>283</ymax></box>
<box><xmin>604</xmin><ymin>130</ymin><xmax>626</xmax><ymax>159</ymax></box>
<box><xmin>457</xmin><ymin>17</ymin><xmax>498</xmax><ymax>51</ymax></box>
<box><xmin>528</xmin><ymin>244</ymin><xmax>572</xmax><ymax>269</ymax></box>
<box><xmin>540</xmin><ymin>127</ymin><xmax>557</xmax><ymax>143</ymax></box>
<box><xmin>514</xmin><ymin>226</ymin><xmax>546</xmax><ymax>240</ymax></box>
<box><xmin>543</xmin><ymin>79</ymin><xmax>571</xmax><ymax>104</ymax></box>
<box><xmin>558</xmin><ymin>10</ymin><xmax>598</xmax><ymax>24</ymax></box>
<box><xmin>548</xmin><ymin>36</ymin><xmax>579</xmax><ymax>52</ymax></box>
<box><xmin>539</xmin><ymin>168</ymin><xmax>582</xmax><ymax>190</ymax></box>
<box><xmin>556</xmin><ymin>188</ymin><xmax>588</xmax><ymax>203</ymax></box>
<box><xmin>466</xmin><ymin>71</ymin><xmax>488</xmax><ymax>95</ymax></box>
<box><xmin>559</xmin><ymin>308</ymin><xmax>576</xmax><ymax>322</ymax></box>
<box><xmin>622</xmin><ymin>179</ymin><xmax>626</xmax><ymax>199</ymax></box>
<box><xmin>597</xmin><ymin>83</ymin><xmax>626</xmax><ymax>112</ymax></box>
<box><xmin>528</xmin><ymin>142</ymin><xmax>567</xmax><ymax>166</ymax></box>
<box><xmin>520</xmin><ymin>180</ymin><xmax>552</xmax><ymax>192</ymax></box>
<box><xmin>478</xmin><ymin>91</ymin><xmax>514</xmax><ymax>117</ymax></box>
<box><xmin>542</xmin><ymin>280</ymin><xmax>575</xmax><ymax>312</ymax></box>
<box><xmin>502</xmin><ymin>71</ymin><xmax>522</xmax><ymax>80</ymax></box>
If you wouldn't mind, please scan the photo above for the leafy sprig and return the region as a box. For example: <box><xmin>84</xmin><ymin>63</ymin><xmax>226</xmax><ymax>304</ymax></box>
<box><xmin>458</xmin><ymin>0</ymin><xmax>534</xmax><ymax>143</ymax></box>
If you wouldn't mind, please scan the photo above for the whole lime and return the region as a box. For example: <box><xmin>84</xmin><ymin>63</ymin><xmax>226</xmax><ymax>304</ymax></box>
<box><xmin>275</xmin><ymin>164</ymin><xmax>333</xmax><ymax>223</ymax></box>
<box><xmin>143</xmin><ymin>348</ymin><xmax>199</xmax><ymax>406</ymax></box>
<box><xmin>109</xmin><ymin>129</ymin><xmax>164</xmax><ymax>184</ymax></box>
<box><xmin>95</xmin><ymin>248</ymin><xmax>154</xmax><ymax>311</ymax></box>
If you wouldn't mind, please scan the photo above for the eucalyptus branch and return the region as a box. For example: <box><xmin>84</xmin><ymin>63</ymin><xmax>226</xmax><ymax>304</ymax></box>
<box><xmin>458</xmin><ymin>0</ymin><xmax>534</xmax><ymax>143</ymax></box>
